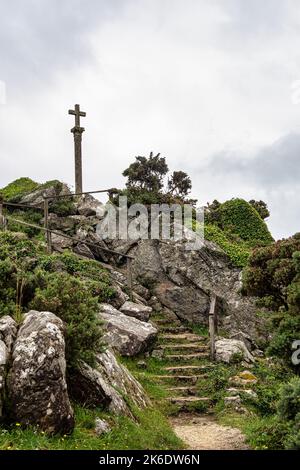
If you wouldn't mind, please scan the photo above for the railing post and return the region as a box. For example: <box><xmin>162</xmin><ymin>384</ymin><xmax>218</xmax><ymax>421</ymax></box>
<box><xmin>209</xmin><ymin>294</ymin><xmax>217</xmax><ymax>361</ymax></box>
<box><xmin>127</xmin><ymin>257</ymin><xmax>133</xmax><ymax>300</ymax></box>
<box><xmin>44</xmin><ymin>197</ymin><xmax>52</xmax><ymax>253</ymax></box>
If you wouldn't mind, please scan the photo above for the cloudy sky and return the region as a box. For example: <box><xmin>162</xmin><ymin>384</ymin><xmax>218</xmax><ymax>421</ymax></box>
<box><xmin>1</xmin><ymin>0</ymin><xmax>300</xmax><ymax>239</ymax></box>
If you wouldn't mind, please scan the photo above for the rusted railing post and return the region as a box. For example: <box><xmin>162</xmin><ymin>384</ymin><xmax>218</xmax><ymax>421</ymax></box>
<box><xmin>44</xmin><ymin>197</ymin><xmax>52</xmax><ymax>253</ymax></box>
<box><xmin>127</xmin><ymin>257</ymin><xmax>133</xmax><ymax>300</ymax></box>
<box><xmin>209</xmin><ymin>294</ymin><xmax>217</xmax><ymax>361</ymax></box>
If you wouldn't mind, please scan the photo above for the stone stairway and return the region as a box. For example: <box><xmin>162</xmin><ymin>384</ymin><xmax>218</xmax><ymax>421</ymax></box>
<box><xmin>149</xmin><ymin>312</ymin><xmax>215</xmax><ymax>411</ymax></box>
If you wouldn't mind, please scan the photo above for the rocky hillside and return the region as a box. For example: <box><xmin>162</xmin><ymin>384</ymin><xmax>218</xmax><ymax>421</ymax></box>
<box><xmin>1</xmin><ymin>177</ymin><xmax>299</xmax><ymax>451</ymax></box>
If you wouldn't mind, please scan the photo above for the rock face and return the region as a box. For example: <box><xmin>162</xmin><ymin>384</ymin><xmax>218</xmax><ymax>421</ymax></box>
<box><xmin>0</xmin><ymin>340</ymin><xmax>7</xmax><ymax>419</ymax></box>
<box><xmin>8</xmin><ymin>311</ymin><xmax>74</xmax><ymax>434</ymax></box>
<box><xmin>99</xmin><ymin>304</ymin><xmax>157</xmax><ymax>356</ymax></box>
<box><xmin>51</xmin><ymin>232</ymin><xmax>73</xmax><ymax>251</ymax></box>
<box><xmin>0</xmin><ymin>315</ymin><xmax>17</xmax><ymax>355</ymax></box>
<box><xmin>120</xmin><ymin>301</ymin><xmax>152</xmax><ymax>322</ymax></box>
<box><xmin>215</xmin><ymin>338</ymin><xmax>254</xmax><ymax>364</ymax></box>
<box><xmin>103</xmin><ymin>236</ymin><xmax>263</xmax><ymax>341</ymax></box>
<box><xmin>20</xmin><ymin>183</ymin><xmax>71</xmax><ymax>206</ymax></box>
<box><xmin>77</xmin><ymin>194</ymin><xmax>103</xmax><ymax>217</ymax></box>
<box><xmin>0</xmin><ymin>316</ymin><xmax>17</xmax><ymax>419</ymax></box>
<box><xmin>69</xmin><ymin>349</ymin><xmax>150</xmax><ymax>416</ymax></box>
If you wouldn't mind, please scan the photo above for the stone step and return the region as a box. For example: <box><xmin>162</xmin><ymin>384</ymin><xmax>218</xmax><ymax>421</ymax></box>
<box><xmin>152</xmin><ymin>374</ymin><xmax>206</xmax><ymax>383</ymax></box>
<box><xmin>159</xmin><ymin>333</ymin><xmax>208</xmax><ymax>342</ymax></box>
<box><xmin>160</xmin><ymin>343</ymin><xmax>209</xmax><ymax>352</ymax></box>
<box><xmin>165</xmin><ymin>386</ymin><xmax>198</xmax><ymax>396</ymax></box>
<box><xmin>159</xmin><ymin>326</ymin><xmax>190</xmax><ymax>334</ymax></box>
<box><xmin>167</xmin><ymin>396</ymin><xmax>212</xmax><ymax>406</ymax></box>
<box><xmin>165</xmin><ymin>352</ymin><xmax>209</xmax><ymax>361</ymax></box>
<box><xmin>163</xmin><ymin>364</ymin><xmax>214</xmax><ymax>373</ymax></box>
<box><xmin>153</xmin><ymin>318</ymin><xmax>181</xmax><ymax>326</ymax></box>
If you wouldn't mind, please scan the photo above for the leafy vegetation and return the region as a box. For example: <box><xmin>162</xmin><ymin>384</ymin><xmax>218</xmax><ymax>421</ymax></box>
<box><xmin>0</xmin><ymin>177</ymin><xmax>39</xmax><ymax>201</ymax></box>
<box><xmin>243</xmin><ymin>233</ymin><xmax>300</xmax><ymax>369</ymax></box>
<box><xmin>0</xmin><ymin>232</ymin><xmax>114</xmax><ymax>366</ymax></box>
<box><xmin>29</xmin><ymin>272</ymin><xmax>104</xmax><ymax>367</ymax></box>
<box><xmin>204</xmin><ymin>223</ymin><xmax>250</xmax><ymax>267</ymax></box>
<box><xmin>218</xmin><ymin>199</ymin><xmax>273</xmax><ymax>245</ymax></box>
<box><xmin>114</xmin><ymin>153</ymin><xmax>195</xmax><ymax>206</ymax></box>
<box><xmin>0</xmin><ymin>404</ymin><xmax>184</xmax><ymax>450</ymax></box>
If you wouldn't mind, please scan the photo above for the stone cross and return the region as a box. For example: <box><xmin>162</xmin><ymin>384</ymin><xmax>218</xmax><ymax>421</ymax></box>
<box><xmin>68</xmin><ymin>104</ymin><xmax>86</xmax><ymax>194</ymax></box>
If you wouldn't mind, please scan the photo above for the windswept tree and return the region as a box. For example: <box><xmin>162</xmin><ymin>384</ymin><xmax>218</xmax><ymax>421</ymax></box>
<box><xmin>123</xmin><ymin>152</ymin><xmax>169</xmax><ymax>193</ymax></box>
<box><xmin>249</xmin><ymin>199</ymin><xmax>270</xmax><ymax>220</ymax></box>
<box><xmin>167</xmin><ymin>171</ymin><xmax>192</xmax><ymax>199</ymax></box>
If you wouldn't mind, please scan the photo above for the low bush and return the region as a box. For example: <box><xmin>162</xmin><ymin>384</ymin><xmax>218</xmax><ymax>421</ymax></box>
<box><xmin>30</xmin><ymin>272</ymin><xmax>103</xmax><ymax>367</ymax></box>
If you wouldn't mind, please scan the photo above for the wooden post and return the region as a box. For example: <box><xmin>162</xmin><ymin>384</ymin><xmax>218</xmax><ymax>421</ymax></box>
<box><xmin>44</xmin><ymin>198</ymin><xmax>52</xmax><ymax>253</ymax></box>
<box><xmin>127</xmin><ymin>257</ymin><xmax>133</xmax><ymax>300</ymax></box>
<box><xmin>209</xmin><ymin>294</ymin><xmax>217</xmax><ymax>361</ymax></box>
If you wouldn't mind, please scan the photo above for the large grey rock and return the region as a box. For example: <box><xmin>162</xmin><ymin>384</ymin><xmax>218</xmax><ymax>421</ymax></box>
<box><xmin>109</xmin><ymin>284</ymin><xmax>129</xmax><ymax>309</ymax></box>
<box><xmin>51</xmin><ymin>232</ymin><xmax>74</xmax><ymax>251</ymax></box>
<box><xmin>8</xmin><ymin>311</ymin><xmax>74</xmax><ymax>434</ymax></box>
<box><xmin>215</xmin><ymin>338</ymin><xmax>254</xmax><ymax>364</ymax></box>
<box><xmin>20</xmin><ymin>183</ymin><xmax>71</xmax><ymax>206</ymax></box>
<box><xmin>43</xmin><ymin>213</ymin><xmax>76</xmax><ymax>232</ymax></box>
<box><xmin>0</xmin><ymin>315</ymin><xmax>17</xmax><ymax>355</ymax></box>
<box><xmin>73</xmin><ymin>243</ymin><xmax>95</xmax><ymax>259</ymax></box>
<box><xmin>0</xmin><ymin>340</ymin><xmax>7</xmax><ymax>419</ymax></box>
<box><xmin>99</xmin><ymin>306</ymin><xmax>157</xmax><ymax>356</ymax></box>
<box><xmin>77</xmin><ymin>194</ymin><xmax>103</xmax><ymax>217</ymax></box>
<box><xmin>127</xmin><ymin>238</ymin><xmax>263</xmax><ymax>341</ymax></box>
<box><xmin>69</xmin><ymin>349</ymin><xmax>150</xmax><ymax>416</ymax></box>
<box><xmin>0</xmin><ymin>316</ymin><xmax>17</xmax><ymax>420</ymax></box>
<box><xmin>120</xmin><ymin>301</ymin><xmax>152</xmax><ymax>322</ymax></box>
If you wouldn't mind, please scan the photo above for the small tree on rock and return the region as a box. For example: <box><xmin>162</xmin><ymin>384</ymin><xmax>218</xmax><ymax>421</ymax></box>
<box><xmin>123</xmin><ymin>152</ymin><xmax>168</xmax><ymax>193</ymax></box>
<box><xmin>167</xmin><ymin>171</ymin><xmax>192</xmax><ymax>199</ymax></box>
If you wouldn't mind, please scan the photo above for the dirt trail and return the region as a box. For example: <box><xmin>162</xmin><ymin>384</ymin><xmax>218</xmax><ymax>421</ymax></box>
<box><xmin>170</xmin><ymin>413</ymin><xmax>249</xmax><ymax>450</ymax></box>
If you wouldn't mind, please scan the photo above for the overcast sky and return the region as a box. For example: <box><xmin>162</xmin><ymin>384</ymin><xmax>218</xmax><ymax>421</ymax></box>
<box><xmin>1</xmin><ymin>0</ymin><xmax>300</xmax><ymax>239</ymax></box>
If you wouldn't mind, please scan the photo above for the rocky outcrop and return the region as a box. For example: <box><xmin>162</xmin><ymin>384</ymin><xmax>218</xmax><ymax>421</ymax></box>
<box><xmin>77</xmin><ymin>194</ymin><xmax>104</xmax><ymax>217</ymax></box>
<box><xmin>51</xmin><ymin>232</ymin><xmax>73</xmax><ymax>251</ymax></box>
<box><xmin>0</xmin><ymin>316</ymin><xmax>17</xmax><ymax>419</ymax></box>
<box><xmin>120</xmin><ymin>301</ymin><xmax>152</xmax><ymax>322</ymax></box>
<box><xmin>99</xmin><ymin>304</ymin><xmax>157</xmax><ymax>356</ymax></box>
<box><xmin>0</xmin><ymin>315</ymin><xmax>17</xmax><ymax>355</ymax></box>
<box><xmin>0</xmin><ymin>340</ymin><xmax>7</xmax><ymax>419</ymax></box>
<box><xmin>8</xmin><ymin>311</ymin><xmax>74</xmax><ymax>434</ymax></box>
<box><xmin>215</xmin><ymin>338</ymin><xmax>254</xmax><ymax>364</ymax></box>
<box><xmin>20</xmin><ymin>183</ymin><xmax>71</xmax><ymax>206</ymax></box>
<box><xmin>69</xmin><ymin>349</ymin><xmax>150</xmax><ymax>416</ymax></box>
<box><xmin>103</xmin><ymin>236</ymin><xmax>263</xmax><ymax>341</ymax></box>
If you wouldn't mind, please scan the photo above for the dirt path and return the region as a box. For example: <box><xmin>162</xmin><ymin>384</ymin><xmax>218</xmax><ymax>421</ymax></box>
<box><xmin>170</xmin><ymin>413</ymin><xmax>249</xmax><ymax>450</ymax></box>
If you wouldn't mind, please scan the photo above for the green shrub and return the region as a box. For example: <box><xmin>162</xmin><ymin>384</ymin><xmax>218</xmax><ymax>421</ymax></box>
<box><xmin>29</xmin><ymin>272</ymin><xmax>104</xmax><ymax>367</ymax></box>
<box><xmin>36</xmin><ymin>252</ymin><xmax>115</xmax><ymax>302</ymax></box>
<box><xmin>277</xmin><ymin>377</ymin><xmax>300</xmax><ymax>449</ymax></box>
<box><xmin>0</xmin><ymin>178</ymin><xmax>39</xmax><ymax>202</ymax></box>
<box><xmin>204</xmin><ymin>224</ymin><xmax>250</xmax><ymax>267</ymax></box>
<box><xmin>218</xmin><ymin>199</ymin><xmax>273</xmax><ymax>245</ymax></box>
<box><xmin>278</xmin><ymin>377</ymin><xmax>300</xmax><ymax>422</ymax></box>
<box><xmin>0</xmin><ymin>234</ymin><xmax>113</xmax><ymax>366</ymax></box>
<box><xmin>243</xmin><ymin>235</ymin><xmax>300</xmax><ymax>309</ymax></box>
<box><xmin>50</xmin><ymin>198</ymin><xmax>76</xmax><ymax>217</ymax></box>
<box><xmin>5</xmin><ymin>209</ymin><xmax>42</xmax><ymax>238</ymax></box>
<box><xmin>244</xmin><ymin>415</ymin><xmax>287</xmax><ymax>450</ymax></box>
